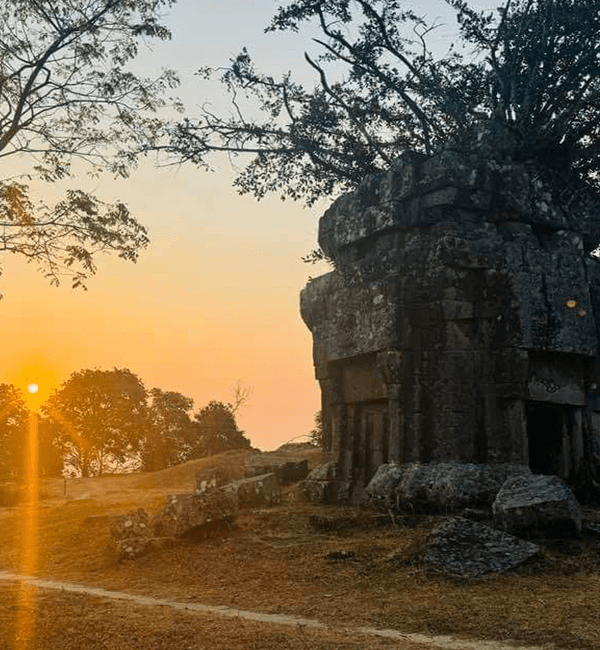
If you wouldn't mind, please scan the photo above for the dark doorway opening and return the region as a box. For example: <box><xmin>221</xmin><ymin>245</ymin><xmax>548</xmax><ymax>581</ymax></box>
<box><xmin>526</xmin><ymin>402</ymin><xmax>567</xmax><ymax>476</ymax></box>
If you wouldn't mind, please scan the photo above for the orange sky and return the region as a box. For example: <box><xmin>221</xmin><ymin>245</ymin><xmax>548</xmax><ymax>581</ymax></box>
<box><xmin>0</xmin><ymin>0</ymin><xmax>493</xmax><ymax>450</ymax></box>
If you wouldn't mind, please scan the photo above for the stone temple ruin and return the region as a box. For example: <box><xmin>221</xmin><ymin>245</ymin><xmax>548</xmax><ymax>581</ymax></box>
<box><xmin>301</xmin><ymin>127</ymin><xmax>600</xmax><ymax>503</ymax></box>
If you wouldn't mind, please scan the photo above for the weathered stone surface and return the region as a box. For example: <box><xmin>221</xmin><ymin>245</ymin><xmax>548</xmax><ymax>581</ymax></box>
<box><xmin>304</xmin><ymin>462</ymin><xmax>341</xmax><ymax>504</ymax></box>
<box><xmin>301</xmin><ymin>141</ymin><xmax>600</xmax><ymax>502</ymax></box>
<box><xmin>416</xmin><ymin>517</ymin><xmax>539</xmax><ymax>577</ymax></box>
<box><xmin>195</xmin><ymin>467</ymin><xmax>225</xmax><ymax>494</ymax></box>
<box><xmin>222</xmin><ymin>473</ymin><xmax>280</xmax><ymax>508</ymax></box>
<box><xmin>152</xmin><ymin>491</ymin><xmax>237</xmax><ymax>539</ymax></box>
<box><xmin>110</xmin><ymin>508</ymin><xmax>152</xmax><ymax>541</ymax></box>
<box><xmin>492</xmin><ymin>474</ymin><xmax>583</xmax><ymax>537</ymax></box>
<box><xmin>365</xmin><ymin>462</ymin><xmax>531</xmax><ymax>512</ymax></box>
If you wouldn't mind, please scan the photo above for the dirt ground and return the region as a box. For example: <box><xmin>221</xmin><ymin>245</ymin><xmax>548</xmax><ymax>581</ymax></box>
<box><xmin>0</xmin><ymin>448</ymin><xmax>599</xmax><ymax>650</ymax></box>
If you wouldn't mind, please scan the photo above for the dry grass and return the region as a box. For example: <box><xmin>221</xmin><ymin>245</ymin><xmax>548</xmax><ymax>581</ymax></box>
<box><xmin>0</xmin><ymin>448</ymin><xmax>599</xmax><ymax>650</ymax></box>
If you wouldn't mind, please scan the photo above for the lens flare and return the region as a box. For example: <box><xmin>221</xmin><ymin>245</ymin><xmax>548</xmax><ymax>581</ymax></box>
<box><xmin>15</xmin><ymin>411</ymin><xmax>39</xmax><ymax>648</ymax></box>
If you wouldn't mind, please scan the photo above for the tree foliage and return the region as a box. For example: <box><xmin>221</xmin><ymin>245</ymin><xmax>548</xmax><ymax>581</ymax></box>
<box><xmin>140</xmin><ymin>388</ymin><xmax>195</xmax><ymax>471</ymax></box>
<box><xmin>167</xmin><ymin>0</ymin><xmax>600</xmax><ymax>208</ymax></box>
<box><xmin>192</xmin><ymin>401</ymin><xmax>251</xmax><ymax>458</ymax></box>
<box><xmin>0</xmin><ymin>384</ymin><xmax>29</xmax><ymax>479</ymax></box>
<box><xmin>0</xmin><ymin>0</ymin><xmax>180</xmax><ymax>293</ymax></box>
<box><xmin>41</xmin><ymin>367</ymin><xmax>148</xmax><ymax>477</ymax></box>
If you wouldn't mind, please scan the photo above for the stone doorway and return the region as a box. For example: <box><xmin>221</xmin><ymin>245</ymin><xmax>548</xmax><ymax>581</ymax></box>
<box><xmin>526</xmin><ymin>402</ymin><xmax>569</xmax><ymax>477</ymax></box>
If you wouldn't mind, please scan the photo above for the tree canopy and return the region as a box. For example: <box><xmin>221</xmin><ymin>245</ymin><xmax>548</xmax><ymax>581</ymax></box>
<box><xmin>0</xmin><ymin>0</ymin><xmax>180</xmax><ymax>293</ymax></box>
<box><xmin>167</xmin><ymin>0</ymin><xmax>600</xmax><ymax>208</ymax></box>
<box><xmin>140</xmin><ymin>388</ymin><xmax>195</xmax><ymax>471</ymax></box>
<box><xmin>0</xmin><ymin>384</ymin><xmax>29</xmax><ymax>479</ymax></box>
<box><xmin>41</xmin><ymin>367</ymin><xmax>148</xmax><ymax>477</ymax></box>
<box><xmin>192</xmin><ymin>401</ymin><xmax>251</xmax><ymax>457</ymax></box>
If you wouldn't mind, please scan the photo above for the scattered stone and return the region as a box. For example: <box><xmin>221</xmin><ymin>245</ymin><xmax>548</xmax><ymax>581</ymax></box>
<box><xmin>222</xmin><ymin>473</ymin><xmax>280</xmax><ymax>508</ymax></box>
<box><xmin>365</xmin><ymin>463</ymin><xmax>531</xmax><ymax>513</ymax></box>
<box><xmin>416</xmin><ymin>517</ymin><xmax>539</xmax><ymax>578</ymax></box>
<box><xmin>493</xmin><ymin>474</ymin><xmax>583</xmax><ymax>538</ymax></box>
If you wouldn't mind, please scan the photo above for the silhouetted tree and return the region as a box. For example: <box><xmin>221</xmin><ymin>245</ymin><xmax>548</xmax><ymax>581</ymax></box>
<box><xmin>167</xmin><ymin>0</ymin><xmax>600</xmax><ymax>211</ymax></box>
<box><xmin>140</xmin><ymin>388</ymin><xmax>195</xmax><ymax>471</ymax></box>
<box><xmin>191</xmin><ymin>401</ymin><xmax>251</xmax><ymax>458</ymax></box>
<box><xmin>0</xmin><ymin>0</ymin><xmax>180</xmax><ymax>295</ymax></box>
<box><xmin>41</xmin><ymin>368</ymin><xmax>148</xmax><ymax>477</ymax></box>
<box><xmin>0</xmin><ymin>384</ymin><xmax>29</xmax><ymax>480</ymax></box>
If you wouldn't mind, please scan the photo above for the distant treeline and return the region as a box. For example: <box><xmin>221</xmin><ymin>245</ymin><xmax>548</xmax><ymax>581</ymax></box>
<box><xmin>0</xmin><ymin>369</ymin><xmax>251</xmax><ymax>479</ymax></box>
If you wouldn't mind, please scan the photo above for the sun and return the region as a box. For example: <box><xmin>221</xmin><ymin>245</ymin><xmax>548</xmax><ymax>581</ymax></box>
<box><xmin>27</xmin><ymin>383</ymin><xmax>39</xmax><ymax>394</ymax></box>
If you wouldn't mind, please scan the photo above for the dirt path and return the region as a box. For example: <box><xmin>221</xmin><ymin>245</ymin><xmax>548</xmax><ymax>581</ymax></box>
<box><xmin>0</xmin><ymin>571</ymin><xmax>551</xmax><ymax>650</ymax></box>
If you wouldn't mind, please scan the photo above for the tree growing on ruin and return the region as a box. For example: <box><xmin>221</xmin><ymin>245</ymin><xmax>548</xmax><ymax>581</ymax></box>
<box><xmin>167</xmin><ymin>0</ymin><xmax>600</xmax><ymax>210</ymax></box>
<box><xmin>0</xmin><ymin>0</ymin><xmax>180</xmax><ymax>295</ymax></box>
<box><xmin>41</xmin><ymin>368</ymin><xmax>148</xmax><ymax>477</ymax></box>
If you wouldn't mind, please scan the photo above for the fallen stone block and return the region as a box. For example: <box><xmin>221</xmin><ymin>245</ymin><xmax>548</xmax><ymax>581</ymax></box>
<box><xmin>365</xmin><ymin>462</ymin><xmax>532</xmax><ymax>512</ymax></box>
<box><xmin>223</xmin><ymin>473</ymin><xmax>280</xmax><ymax>508</ymax></box>
<box><xmin>415</xmin><ymin>517</ymin><xmax>539</xmax><ymax>577</ymax></box>
<box><xmin>152</xmin><ymin>490</ymin><xmax>238</xmax><ymax>538</ymax></box>
<box><xmin>493</xmin><ymin>474</ymin><xmax>582</xmax><ymax>538</ymax></box>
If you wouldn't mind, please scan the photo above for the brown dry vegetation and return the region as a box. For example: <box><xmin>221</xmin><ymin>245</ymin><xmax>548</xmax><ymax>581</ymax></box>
<box><xmin>0</xmin><ymin>447</ymin><xmax>599</xmax><ymax>650</ymax></box>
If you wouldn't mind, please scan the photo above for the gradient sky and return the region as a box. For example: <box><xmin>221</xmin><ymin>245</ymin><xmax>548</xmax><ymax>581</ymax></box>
<box><xmin>1</xmin><ymin>0</ymin><xmax>495</xmax><ymax>450</ymax></box>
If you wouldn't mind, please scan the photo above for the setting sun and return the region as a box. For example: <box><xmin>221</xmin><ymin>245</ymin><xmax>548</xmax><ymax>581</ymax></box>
<box><xmin>27</xmin><ymin>383</ymin><xmax>39</xmax><ymax>394</ymax></box>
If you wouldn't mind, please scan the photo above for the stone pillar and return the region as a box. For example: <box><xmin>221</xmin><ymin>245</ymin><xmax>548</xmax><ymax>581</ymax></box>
<box><xmin>404</xmin><ymin>367</ymin><xmax>422</xmax><ymax>462</ymax></box>
<box><xmin>370</xmin><ymin>411</ymin><xmax>384</xmax><ymax>478</ymax></box>
<box><xmin>509</xmin><ymin>399</ymin><xmax>528</xmax><ymax>464</ymax></box>
<box><xmin>387</xmin><ymin>397</ymin><xmax>403</xmax><ymax>463</ymax></box>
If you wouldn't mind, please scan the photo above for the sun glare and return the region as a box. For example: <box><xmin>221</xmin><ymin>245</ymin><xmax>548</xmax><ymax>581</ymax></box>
<box><xmin>15</xmin><ymin>403</ymin><xmax>41</xmax><ymax>648</ymax></box>
<box><xmin>27</xmin><ymin>383</ymin><xmax>39</xmax><ymax>394</ymax></box>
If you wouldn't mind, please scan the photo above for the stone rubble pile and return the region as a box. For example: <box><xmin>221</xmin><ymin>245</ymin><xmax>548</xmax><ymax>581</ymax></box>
<box><xmin>357</xmin><ymin>461</ymin><xmax>591</xmax><ymax>577</ymax></box>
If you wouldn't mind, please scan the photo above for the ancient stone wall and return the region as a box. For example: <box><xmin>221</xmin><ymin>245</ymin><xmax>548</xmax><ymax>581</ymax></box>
<box><xmin>301</xmin><ymin>141</ymin><xmax>600</xmax><ymax>502</ymax></box>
